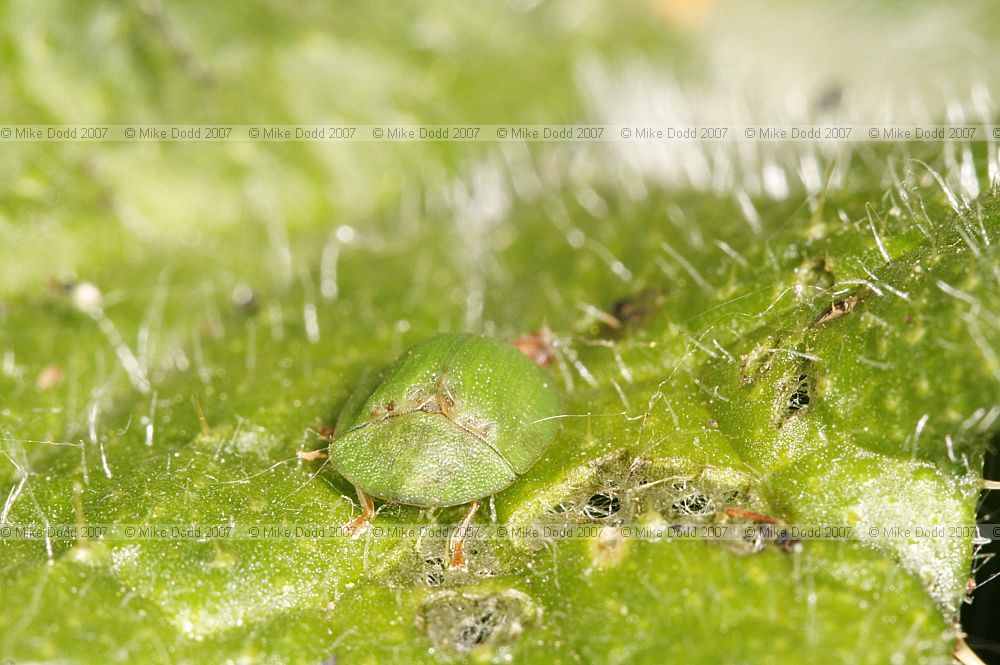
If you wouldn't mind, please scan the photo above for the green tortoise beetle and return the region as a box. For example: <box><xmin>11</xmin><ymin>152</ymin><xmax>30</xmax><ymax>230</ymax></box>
<box><xmin>330</xmin><ymin>333</ymin><xmax>561</xmax><ymax>569</ymax></box>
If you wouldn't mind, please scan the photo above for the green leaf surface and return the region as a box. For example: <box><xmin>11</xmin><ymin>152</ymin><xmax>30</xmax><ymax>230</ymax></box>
<box><xmin>2</xmin><ymin>1</ymin><xmax>1000</xmax><ymax>663</ymax></box>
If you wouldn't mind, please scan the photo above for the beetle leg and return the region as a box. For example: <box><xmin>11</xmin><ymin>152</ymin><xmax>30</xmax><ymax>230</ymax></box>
<box><xmin>345</xmin><ymin>488</ymin><xmax>375</xmax><ymax>538</ymax></box>
<box><xmin>448</xmin><ymin>500</ymin><xmax>481</xmax><ymax>570</ymax></box>
<box><xmin>722</xmin><ymin>507</ymin><xmax>783</xmax><ymax>524</ymax></box>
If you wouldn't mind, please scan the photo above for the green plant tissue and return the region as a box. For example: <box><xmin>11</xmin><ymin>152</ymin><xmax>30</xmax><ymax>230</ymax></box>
<box><xmin>1</xmin><ymin>1</ymin><xmax>1000</xmax><ymax>664</ymax></box>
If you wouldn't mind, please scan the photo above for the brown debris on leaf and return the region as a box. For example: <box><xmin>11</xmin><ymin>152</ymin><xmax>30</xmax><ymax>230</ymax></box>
<box><xmin>604</xmin><ymin>288</ymin><xmax>666</xmax><ymax>336</ymax></box>
<box><xmin>36</xmin><ymin>363</ymin><xmax>64</xmax><ymax>390</ymax></box>
<box><xmin>811</xmin><ymin>296</ymin><xmax>858</xmax><ymax>327</ymax></box>
<box><xmin>512</xmin><ymin>328</ymin><xmax>556</xmax><ymax>368</ymax></box>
